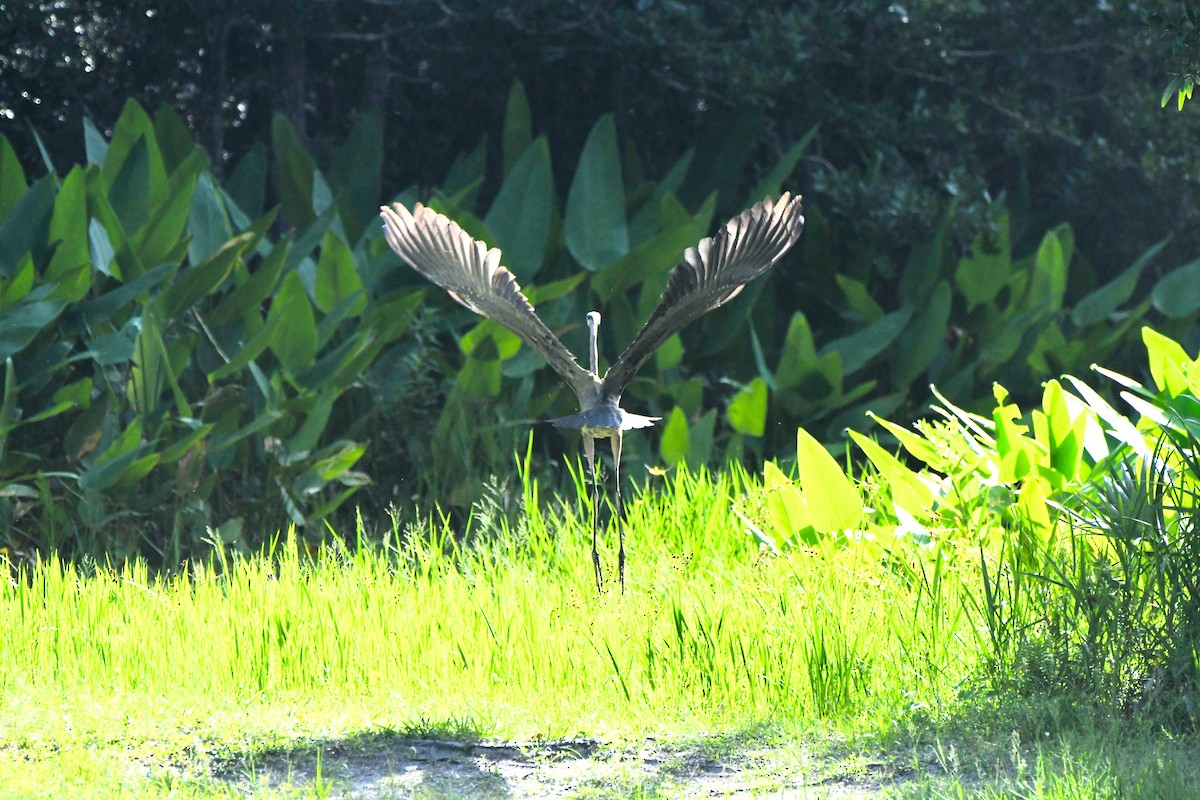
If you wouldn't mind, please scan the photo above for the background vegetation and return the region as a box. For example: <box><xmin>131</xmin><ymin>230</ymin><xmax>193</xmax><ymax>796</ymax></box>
<box><xmin>1</xmin><ymin>1</ymin><xmax>1198</xmax><ymax>562</ymax></box>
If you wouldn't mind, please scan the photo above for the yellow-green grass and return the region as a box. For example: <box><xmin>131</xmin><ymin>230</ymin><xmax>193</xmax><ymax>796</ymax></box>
<box><xmin>0</xmin><ymin>465</ymin><xmax>1195</xmax><ymax>799</ymax></box>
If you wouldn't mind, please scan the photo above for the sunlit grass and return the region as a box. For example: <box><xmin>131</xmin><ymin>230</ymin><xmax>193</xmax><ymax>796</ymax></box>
<box><xmin>0</xmin><ymin>461</ymin><xmax>1196</xmax><ymax>798</ymax></box>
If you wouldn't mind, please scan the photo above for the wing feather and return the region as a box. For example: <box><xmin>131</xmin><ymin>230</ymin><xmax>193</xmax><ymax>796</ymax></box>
<box><xmin>601</xmin><ymin>193</ymin><xmax>804</xmax><ymax>397</ymax></box>
<box><xmin>381</xmin><ymin>202</ymin><xmax>595</xmax><ymax>400</ymax></box>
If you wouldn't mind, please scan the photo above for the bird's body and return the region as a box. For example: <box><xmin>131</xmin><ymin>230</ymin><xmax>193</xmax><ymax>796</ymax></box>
<box><xmin>381</xmin><ymin>193</ymin><xmax>804</xmax><ymax>592</ymax></box>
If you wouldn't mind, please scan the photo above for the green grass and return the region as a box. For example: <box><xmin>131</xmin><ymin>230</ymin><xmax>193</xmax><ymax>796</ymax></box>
<box><xmin>0</xmin><ymin>464</ymin><xmax>1196</xmax><ymax>798</ymax></box>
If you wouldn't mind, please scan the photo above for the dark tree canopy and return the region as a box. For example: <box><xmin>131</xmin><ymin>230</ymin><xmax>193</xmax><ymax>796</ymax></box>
<box><xmin>3</xmin><ymin>0</ymin><xmax>1198</xmax><ymax>275</ymax></box>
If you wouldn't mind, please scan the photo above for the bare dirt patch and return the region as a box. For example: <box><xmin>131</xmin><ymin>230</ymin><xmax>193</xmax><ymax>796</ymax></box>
<box><xmin>218</xmin><ymin>735</ymin><xmax>935</xmax><ymax>798</ymax></box>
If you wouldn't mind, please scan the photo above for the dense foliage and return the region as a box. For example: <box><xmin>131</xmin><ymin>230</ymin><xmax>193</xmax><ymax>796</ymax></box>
<box><xmin>4</xmin><ymin>87</ymin><xmax>1200</xmax><ymax>562</ymax></box>
<box><xmin>4</xmin><ymin>1</ymin><xmax>1199</xmax><ymax>273</ymax></box>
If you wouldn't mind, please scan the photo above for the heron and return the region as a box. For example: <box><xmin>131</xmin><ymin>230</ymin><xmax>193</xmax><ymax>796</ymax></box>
<box><xmin>380</xmin><ymin>193</ymin><xmax>804</xmax><ymax>592</ymax></box>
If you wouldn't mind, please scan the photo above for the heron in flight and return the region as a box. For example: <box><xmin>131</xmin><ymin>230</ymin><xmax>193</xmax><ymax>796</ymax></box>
<box><xmin>381</xmin><ymin>193</ymin><xmax>804</xmax><ymax>592</ymax></box>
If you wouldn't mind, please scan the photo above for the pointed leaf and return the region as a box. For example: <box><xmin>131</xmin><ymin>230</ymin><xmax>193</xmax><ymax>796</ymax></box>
<box><xmin>329</xmin><ymin>110</ymin><xmax>383</xmax><ymax>240</ymax></box>
<box><xmin>226</xmin><ymin>143</ymin><xmax>266</xmax><ymax>219</ymax></box>
<box><xmin>954</xmin><ymin>214</ymin><xmax>1011</xmax><ymax>311</ymax></box>
<box><xmin>485</xmin><ymin>136</ymin><xmax>553</xmax><ymax>276</ymax></box>
<box><xmin>272</xmin><ymin>113</ymin><xmax>316</xmax><ymax>229</ymax></box>
<box><xmin>0</xmin><ymin>134</ymin><xmax>29</xmax><ymax>222</ymax></box>
<box><xmin>564</xmin><ymin>115</ymin><xmax>628</xmax><ymax>271</ymax></box>
<box><xmin>501</xmin><ymin>79</ymin><xmax>533</xmax><ymax>177</ymax></box>
<box><xmin>821</xmin><ymin>307</ymin><xmax>913</xmax><ymax>376</ymax></box>
<box><xmin>796</xmin><ymin>426</ymin><xmax>860</xmax><ymax>531</ymax></box>
<box><xmin>268</xmin><ymin>271</ymin><xmax>317</xmax><ymax>371</ymax></box>
<box><xmin>159</xmin><ymin>232</ymin><xmax>250</xmax><ymax>318</ymax></box>
<box><xmin>0</xmin><ymin>175</ymin><xmax>55</xmax><ymax>278</ymax></box>
<box><xmin>1151</xmin><ymin>257</ymin><xmax>1200</xmax><ymax>319</ymax></box>
<box><xmin>314</xmin><ymin>231</ymin><xmax>365</xmax><ymax>315</ymax></box>
<box><xmin>0</xmin><ymin>294</ymin><xmax>66</xmax><ymax>361</ymax></box>
<box><xmin>659</xmin><ymin>406</ymin><xmax>690</xmax><ymax>466</ymax></box>
<box><xmin>188</xmin><ymin>172</ymin><xmax>233</xmax><ymax>264</ymax></box>
<box><xmin>893</xmin><ymin>281</ymin><xmax>950</xmax><ymax>386</ymax></box>
<box><xmin>727</xmin><ymin>377</ymin><xmax>768</xmax><ymax>437</ymax></box>
<box><xmin>1073</xmin><ymin>238</ymin><xmax>1165</xmax><ymax>326</ymax></box>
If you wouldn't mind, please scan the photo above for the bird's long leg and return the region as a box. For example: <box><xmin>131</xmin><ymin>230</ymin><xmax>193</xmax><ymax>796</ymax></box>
<box><xmin>612</xmin><ymin>431</ymin><xmax>625</xmax><ymax>594</ymax></box>
<box><xmin>585</xmin><ymin>435</ymin><xmax>603</xmax><ymax>593</ymax></box>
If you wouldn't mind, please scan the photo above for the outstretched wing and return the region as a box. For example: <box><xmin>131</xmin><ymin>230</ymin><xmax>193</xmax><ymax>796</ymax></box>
<box><xmin>381</xmin><ymin>202</ymin><xmax>595</xmax><ymax>400</ymax></box>
<box><xmin>601</xmin><ymin>193</ymin><xmax>804</xmax><ymax>397</ymax></box>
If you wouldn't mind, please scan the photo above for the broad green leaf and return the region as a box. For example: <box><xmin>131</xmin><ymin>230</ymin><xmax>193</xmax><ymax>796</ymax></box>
<box><xmin>0</xmin><ymin>255</ymin><xmax>34</xmax><ymax>309</ymax></box>
<box><xmin>893</xmin><ymin>280</ymin><xmax>950</xmax><ymax>386</ymax></box>
<box><xmin>835</xmin><ymin>274</ymin><xmax>884</xmax><ymax>322</ymax></box>
<box><xmin>45</xmin><ymin>166</ymin><xmax>90</xmax><ymax>284</ymax></box>
<box><xmin>328</xmin><ymin>110</ymin><xmax>383</xmax><ymax>242</ymax></box>
<box><xmin>762</xmin><ymin>460</ymin><xmax>812</xmax><ymax>543</ymax></box>
<box><xmin>83</xmin><ymin>117</ymin><xmax>109</xmax><ymax>166</ymax></box>
<box><xmin>132</xmin><ymin>149</ymin><xmax>203</xmax><ymax>269</ymax></box>
<box><xmin>564</xmin><ymin>115</ymin><xmax>628</xmax><ymax>271</ymax></box>
<box><xmin>79</xmin><ymin>447</ymin><xmax>148</xmax><ymax>492</ymax></box>
<box><xmin>100</xmin><ymin>100</ymin><xmax>165</xmax><ymax>199</ymax></box>
<box><xmin>748</xmin><ymin>125</ymin><xmax>815</xmax><ymax>202</ymax></box>
<box><xmin>1029</xmin><ymin>227</ymin><xmax>1067</xmax><ymax>312</ymax></box>
<box><xmin>524</xmin><ymin>272</ymin><xmax>587</xmax><ymax>305</ymax></box>
<box><xmin>485</xmin><ymin>137</ymin><xmax>553</xmax><ymax>276</ymax></box>
<box><xmin>0</xmin><ymin>294</ymin><xmax>66</xmax><ymax>361</ymax></box>
<box><xmin>456</xmin><ymin>349</ymin><xmax>501</xmax><ymax>397</ymax></box>
<box><xmin>159</xmin><ymin>232</ymin><xmax>250</xmax><ymax>318</ymax></box>
<box><xmin>1062</xmin><ymin>374</ymin><xmax>1148</xmax><ymax>458</ymax></box>
<box><xmin>1040</xmin><ymin>379</ymin><xmax>1085</xmax><ymax>482</ymax></box>
<box><xmin>108</xmin><ymin>136</ymin><xmax>159</xmax><ymax>233</ymax></box>
<box><xmin>0</xmin><ymin>360</ymin><xmax>17</xmax><ymax>455</ymax></box>
<box><xmin>1018</xmin><ymin>475</ymin><xmax>1052</xmax><ymax>531</ymax></box>
<box><xmin>214</xmin><ymin>239</ymin><xmax>288</xmax><ymax>324</ymax></box>
<box><xmin>129</xmin><ymin>308</ymin><xmax>165</xmax><ymax>417</ymax></box>
<box><xmin>226</xmin><ymin>143</ymin><xmax>266</xmax><ymax>219</ymax></box>
<box><xmin>268</xmin><ymin>271</ymin><xmax>318</xmax><ymax>371</ymax></box>
<box><xmin>461</xmin><ymin>322</ymin><xmax>521</xmax><ymax>361</ymax></box>
<box><xmin>687</xmin><ymin>409</ymin><xmax>715</xmax><ymax>468</ymax></box>
<box><xmin>314</xmin><ymin>231</ymin><xmax>365</xmax><ymax>316</ymax></box>
<box><xmin>591</xmin><ymin>197</ymin><xmax>710</xmax><ymax>301</ymax></box>
<box><xmin>272</xmin><ymin>113</ymin><xmax>316</xmax><ymax>229</ymax></box>
<box><xmin>867</xmin><ymin>411</ymin><xmax>943</xmax><ymax>470</ymax></box>
<box><xmin>727</xmin><ymin>377</ymin><xmax>768</xmax><ymax>437</ymax></box>
<box><xmin>86</xmin><ymin>324</ymin><xmax>138</xmax><ymax>366</ymax></box>
<box><xmin>443</xmin><ymin>134</ymin><xmax>487</xmax><ymax>200</ymax></box>
<box><xmin>954</xmin><ymin>214</ymin><xmax>1011</xmax><ymax>311</ymax></box>
<box><xmin>775</xmin><ymin>312</ymin><xmax>818</xmax><ymax>390</ymax></box>
<box><xmin>88</xmin><ymin>218</ymin><xmax>117</xmax><ymax>277</ymax></box>
<box><xmin>53</xmin><ymin>377</ymin><xmax>93</xmax><ymax>410</ymax></box>
<box><xmin>207</xmin><ymin>312</ymin><xmax>282</xmax><ymax>382</ymax></box>
<box><xmin>0</xmin><ymin>134</ymin><xmax>28</xmax><ymax>222</ymax></box>
<box><xmin>188</xmin><ymin>172</ymin><xmax>232</xmax><ymax>264</ymax></box>
<box><xmin>84</xmin><ymin>167</ymin><xmax>140</xmax><ymax>279</ymax></box>
<box><xmin>0</xmin><ymin>175</ymin><xmax>55</xmax><ymax>278</ymax></box>
<box><xmin>289</xmin><ymin>390</ymin><xmax>338</xmax><ymax>455</ymax></box>
<box><xmin>655</xmin><ymin>333</ymin><xmax>683</xmax><ymax>371</ymax></box>
<box><xmin>898</xmin><ymin>200</ymin><xmax>954</xmax><ymax>305</ymax></box>
<box><xmin>77</xmin><ymin>261</ymin><xmax>175</xmax><ymax>325</ymax></box>
<box><xmin>153</xmin><ymin>105</ymin><xmax>197</xmax><ymax>172</ymax></box>
<box><xmin>159</xmin><ymin>422</ymin><xmax>214</xmax><ymax>463</ymax></box>
<box><xmin>628</xmin><ymin>150</ymin><xmax>694</xmax><ymax>244</ymax></box>
<box><xmin>847</xmin><ymin>430</ymin><xmax>934</xmax><ymax>520</ymax></box>
<box><xmin>1073</xmin><ymin>238</ymin><xmax>1165</xmax><ymax>326</ymax></box>
<box><xmin>294</xmin><ymin>441</ymin><xmax>365</xmax><ymax>494</ymax></box>
<box><xmin>501</xmin><ymin>79</ymin><xmax>533</xmax><ymax>177</ymax></box>
<box><xmin>1151</xmin><ymin>257</ymin><xmax>1200</xmax><ymax>319</ymax></box>
<box><xmin>979</xmin><ymin>305</ymin><xmax>1047</xmax><ymax>369</ymax></box>
<box><xmin>796</xmin><ymin>426</ymin><xmax>860</xmax><ymax>531</ymax></box>
<box><xmin>659</xmin><ymin>406</ymin><xmax>690</xmax><ymax>467</ymax></box>
<box><xmin>821</xmin><ymin>307</ymin><xmax>913</xmax><ymax>376</ymax></box>
<box><xmin>1143</xmin><ymin>326</ymin><xmax>1193</xmax><ymax>396</ymax></box>
<box><xmin>677</xmin><ymin>105</ymin><xmax>763</xmax><ymax>211</ymax></box>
